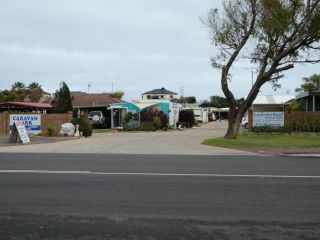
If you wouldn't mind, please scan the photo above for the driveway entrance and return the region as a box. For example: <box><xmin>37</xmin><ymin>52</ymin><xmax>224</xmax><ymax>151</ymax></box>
<box><xmin>0</xmin><ymin>121</ymin><xmax>252</xmax><ymax>155</ymax></box>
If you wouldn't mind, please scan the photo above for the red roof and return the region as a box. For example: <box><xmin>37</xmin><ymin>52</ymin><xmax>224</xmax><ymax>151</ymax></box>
<box><xmin>0</xmin><ymin>102</ymin><xmax>52</xmax><ymax>108</ymax></box>
<box><xmin>72</xmin><ymin>92</ymin><xmax>125</xmax><ymax>107</ymax></box>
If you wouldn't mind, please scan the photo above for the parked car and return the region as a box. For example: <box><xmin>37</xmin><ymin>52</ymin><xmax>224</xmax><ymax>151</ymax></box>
<box><xmin>88</xmin><ymin>111</ymin><xmax>106</xmax><ymax>128</ymax></box>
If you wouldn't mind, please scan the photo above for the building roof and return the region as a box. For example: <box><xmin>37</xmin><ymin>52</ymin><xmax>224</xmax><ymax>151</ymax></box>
<box><xmin>296</xmin><ymin>90</ymin><xmax>320</xmax><ymax>99</ymax></box>
<box><xmin>142</xmin><ymin>88</ymin><xmax>177</xmax><ymax>95</ymax></box>
<box><xmin>0</xmin><ymin>102</ymin><xmax>52</xmax><ymax>109</ymax></box>
<box><xmin>252</xmin><ymin>95</ymin><xmax>295</xmax><ymax>105</ymax></box>
<box><xmin>72</xmin><ymin>92</ymin><xmax>125</xmax><ymax>108</ymax></box>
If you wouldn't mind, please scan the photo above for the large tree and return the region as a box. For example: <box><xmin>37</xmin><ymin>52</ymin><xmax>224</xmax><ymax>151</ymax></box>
<box><xmin>204</xmin><ymin>0</ymin><xmax>320</xmax><ymax>139</ymax></box>
<box><xmin>295</xmin><ymin>74</ymin><xmax>320</xmax><ymax>92</ymax></box>
<box><xmin>11</xmin><ymin>81</ymin><xmax>27</xmax><ymax>101</ymax></box>
<box><xmin>27</xmin><ymin>82</ymin><xmax>44</xmax><ymax>102</ymax></box>
<box><xmin>51</xmin><ymin>82</ymin><xmax>73</xmax><ymax>113</ymax></box>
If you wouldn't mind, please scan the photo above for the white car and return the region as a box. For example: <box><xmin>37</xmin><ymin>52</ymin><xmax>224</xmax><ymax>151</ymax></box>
<box><xmin>88</xmin><ymin>111</ymin><xmax>106</xmax><ymax>128</ymax></box>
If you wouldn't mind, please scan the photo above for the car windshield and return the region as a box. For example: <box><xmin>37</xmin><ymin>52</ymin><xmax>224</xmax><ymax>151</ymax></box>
<box><xmin>89</xmin><ymin>111</ymin><xmax>101</xmax><ymax>117</ymax></box>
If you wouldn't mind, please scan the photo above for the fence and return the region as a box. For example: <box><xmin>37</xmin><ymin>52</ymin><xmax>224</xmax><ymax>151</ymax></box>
<box><xmin>0</xmin><ymin>111</ymin><xmax>73</xmax><ymax>135</ymax></box>
<box><xmin>248</xmin><ymin>110</ymin><xmax>320</xmax><ymax>132</ymax></box>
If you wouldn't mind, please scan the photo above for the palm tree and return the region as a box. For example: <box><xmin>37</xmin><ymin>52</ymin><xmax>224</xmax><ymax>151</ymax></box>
<box><xmin>27</xmin><ymin>82</ymin><xmax>44</xmax><ymax>102</ymax></box>
<box><xmin>11</xmin><ymin>82</ymin><xmax>27</xmax><ymax>101</ymax></box>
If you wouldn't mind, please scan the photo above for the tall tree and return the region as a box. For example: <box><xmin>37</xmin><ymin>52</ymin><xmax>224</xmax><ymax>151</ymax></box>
<box><xmin>204</xmin><ymin>0</ymin><xmax>320</xmax><ymax>139</ymax></box>
<box><xmin>27</xmin><ymin>82</ymin><xmax>44</xmax><ymax>102</ymax></box>
<box><xmin>51</xmin><ymin>82</ymin><xmax>73</xmax><ymax>113</ymax></box>
<box><xmin>295</xmin><ymin>74</ymin><xmax>320</xmax><ymax>92</ymax></box>
<box><xmin>11</xmin><ymin>81</ymin><xmax>27</xmax><ymax>101</ymax></box>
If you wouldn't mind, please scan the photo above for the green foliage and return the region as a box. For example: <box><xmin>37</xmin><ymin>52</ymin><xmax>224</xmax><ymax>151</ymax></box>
<box><xmin>123</xmin><ymin>111</ymin><xmax>168</xmax><ymax>132</ymax></box>
<box><xmin>140</xmin><ymin>109</ymin><xmax>169</xmax><ymax>129</ymax></box>
<box><xmin>138</xmin><ymin>122</ymin><xmax>157</xmax><ymax>132</ymax></box>
<box><xmin>295</xmin><ymin>74</ymin><xmax>320</xmax><ymax>93</ymax></box>
<box><xmin>10</xmin><ymin>82</ymin><xmax>27</xmax><ymax>101</ymax></box>
<box><xmin>171</xmin><ymin>96</ymin><xmax>197</xmax><ymax>104</ymax></box>
<box><xmin>153</xmin><ymin>117</ymin><xmax>162</xmax><ymax>130</ymax></box>
<box><xmin>177</xmin><ymin>109</ymin><xmax>196</xmax><ymax>128</ymax></box>
<box><xmin>52</xmin><ymin>82</ymin><xmax>73</xmax><ymax>113</ymax></box>
<box><xmin>199</xmin><ymin>96</ymin><xmax>243</xmax><ymax>108</ymax></box>
<box><xmin>0</xmin><ymin>81</ymin><xmax>45</xmax><ymax>103</ymax></box>
<box><xmin>46</xmin><ymin>125</ymin><xmax>56</xmax><ymax>136</ymax></box>
<box><xmin>27</xmin><ymin>82</ymin><xmax>44</xmax><ymax>102</ymax></box>
<box><xmin>72</xmin><ymin>118</ymin><xmax>92</xmax><ymax>137</ymax></box>
<box><xmin>286</xmin><ymin>102</ymin><xmax>303</xmax><ymax>112</ymax></box>
<box><xmin>284</xmin><ymin>113</ymin><xmax>320</xmax><ymax>132</ymax></box>
<box><xmin>110</xmin><ymin>91</ymin><xmax>124</xmax><ymax>99</ymax></box>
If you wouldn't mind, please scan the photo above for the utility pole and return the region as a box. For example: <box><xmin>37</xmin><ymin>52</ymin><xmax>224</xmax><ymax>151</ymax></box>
<box><xmin>88</xmin><ymin>82</ymin><xmax>91</xmax><ymax>93</ymax></box>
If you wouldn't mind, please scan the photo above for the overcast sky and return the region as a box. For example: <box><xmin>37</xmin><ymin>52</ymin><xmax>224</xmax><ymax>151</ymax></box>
<box><xmin>0</xmin><ymin>0</ymin><xmax>319</xmax><ymax>102</ymax></box>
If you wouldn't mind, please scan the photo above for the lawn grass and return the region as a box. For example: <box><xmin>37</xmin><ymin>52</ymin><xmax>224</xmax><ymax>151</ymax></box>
<box><xmin>202</xmin><ymin>134</ymin><xmax>320</xmax><ymax>148</ymax></box>
<box><xmin>92</xmin><ymin>129</ymin><xmax>111</xmax><ymax>134</ymax></box>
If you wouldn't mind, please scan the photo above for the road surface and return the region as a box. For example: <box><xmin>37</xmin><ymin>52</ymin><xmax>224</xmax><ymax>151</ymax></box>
<box><xmin>0</xmin><ymin>153</ymin><xmax>319</xmax><ymax>239</ymax></box>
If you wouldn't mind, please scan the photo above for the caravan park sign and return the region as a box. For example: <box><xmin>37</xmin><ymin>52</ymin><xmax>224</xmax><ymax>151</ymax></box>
<box><xmin>253</xmin><ymin>112</ymin><xmax>284</xmax><ymax>128</ymax></box>
<box><xmin>10</xmin><ymin>114</ymin><xmax>41</xmax><ymax>134</ymax></box>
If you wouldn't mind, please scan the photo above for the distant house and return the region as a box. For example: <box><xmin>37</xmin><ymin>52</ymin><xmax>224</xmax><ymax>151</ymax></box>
<box><xmin>296</xmin><ymin>90</ymin><xmax>320</xmax><ymax>112</ymax></box>
<box><xmin>71</xmin><ymin>91</ymin><xmax>125</xmax><ymax>128</ymax></box>
<box><xmin>40</xmin><ymin>92</ymin><xmax>52</xmax><ymax>103</ymax></box>
<box><xmin>142</xmin><ymin>87</ymin><xmax>178</xmax><ymax>100</ymax></box>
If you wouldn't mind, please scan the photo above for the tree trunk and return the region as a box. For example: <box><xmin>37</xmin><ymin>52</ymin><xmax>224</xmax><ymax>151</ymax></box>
<box><xmin>224</xmin><ymin>109</ymin><xmax>244</xmax><ymax>139</ymax></box>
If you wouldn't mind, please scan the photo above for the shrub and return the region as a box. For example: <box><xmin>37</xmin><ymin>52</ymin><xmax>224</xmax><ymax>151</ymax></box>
<box><xmin>153</xmin><ymin>117</ymin><xmax>162</xmax><ymax>130</ymax></box>
<box><xmin>72</xmin><ymin>118</ymin><xmax>92</xmax><ymax>137</ymax></box>
<box><xmin>140</xmin><ymin>109</ymin><xmax>168</xmax><ymax>130</ymax></box>
<box><xmin>285</xmin><ymin>112</ymin><xmax>320</xmax><ymax>133</ymax></box>
<box><xmin>177</xmin><ymin>109</ymin><xmax>195</xmax><ymax>128</ymax></box>
<box><xmin>46</xmin><ymin>125</ymin><xmax>56</xmax><ymax>136</ymax></box>
<box><xmin>286</xmin><ymin>102</ymin><xmax>303</xmax><ymax>112</ymax></box>
<box><xmin>138</xmin><ymin>122</ymin><xmax>156</xmax><ymax>131</ymax></box>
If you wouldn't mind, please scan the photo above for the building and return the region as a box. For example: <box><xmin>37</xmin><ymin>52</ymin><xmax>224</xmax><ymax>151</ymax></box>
<box><xmin>0</xmin><ymin>102</ymin><xmax>52</xmax><ymax>113</ymax></box>
<box><xmin>71</xmin><ymin>92</ymin><xmax>125</xmax><ymax>128</ymax></box>
<box><xmin>142</xmin><ymin>88</ymin><xmax>178</xmax><ymax>100</ymax></box>
<box><xmin>296</xmin><ymin>90</ymin><xmax>320</xmax><ymax>112</ymax></box>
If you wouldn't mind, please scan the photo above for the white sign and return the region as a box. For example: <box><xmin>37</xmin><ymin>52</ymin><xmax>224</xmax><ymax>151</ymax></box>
<box><xmin>253</xmin><ymin>112</ymin><xmax>284</xmax><ymax>128</ymax></box>
<box><xmin>10</xmin><ymin>114</ymin><xmax>41</xmax><ymax>134</ymax></box>
<box><xmin>14</xmin><ymin>121</ymin><xmax>30</xmax><ymax>144</ymax></box>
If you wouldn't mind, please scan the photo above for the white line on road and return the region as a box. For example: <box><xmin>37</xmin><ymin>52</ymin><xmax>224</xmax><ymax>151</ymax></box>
<box><xmin>0</xmin><ymin>170</ymin><xmax>320</xmax><ymax>179</ymax></box>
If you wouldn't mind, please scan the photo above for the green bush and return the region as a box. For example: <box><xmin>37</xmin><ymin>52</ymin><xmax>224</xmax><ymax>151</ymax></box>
<box><xmin>72</xmin><ymin>118</ymin><xmax>92</xmax><ymax>137</ymax></box>
<box><xmin>138</xmin><ymin>122</ymin><xmax>156</xmax><ymax>131</ymax></box>
<box><xmin>46</xmin><ymin>125</ymin><xmax>56</xmax><ymax>136</ymax></box>
<box><xmin>153</xmin><ymin>117</ymin><xmax>162</xmax><ymax>130</ymax></box>
<box><xmin>177</xmin><ymin>109</ymin><xmax>196</xmax><ymax>128</ymax></box>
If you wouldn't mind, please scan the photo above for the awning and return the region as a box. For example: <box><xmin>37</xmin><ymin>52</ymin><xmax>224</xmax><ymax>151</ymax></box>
<box><xmin>132</xmin><ymin>102</ymin><xmax>158</xmax><ymax>110</ymax></box>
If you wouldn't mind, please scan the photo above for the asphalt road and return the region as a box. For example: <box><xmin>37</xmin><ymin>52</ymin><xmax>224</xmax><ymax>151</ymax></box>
<box><xmin>0</xmin><ymin>153</ymin><xmax>320</xmax><ymax>239</ymax></box>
